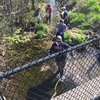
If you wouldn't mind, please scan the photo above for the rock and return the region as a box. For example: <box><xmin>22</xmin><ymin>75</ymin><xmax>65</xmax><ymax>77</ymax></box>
<box><xmin>2</xmin><ymin>51</ymin><xmax>5</xmax><ymax>57</ymax></box>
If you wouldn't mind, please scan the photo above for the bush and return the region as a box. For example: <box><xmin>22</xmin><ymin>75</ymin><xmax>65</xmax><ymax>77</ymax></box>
<box><xmin>87</xmin><ymin>0</ymin><xmax>99</xmax><ymax>12</ymax></box>
<box><xmin>24</xmin><ymin>10</ymin><xmax>35</xmax><ymax>24</ymax></box>
<box><xmin>94</xmin><ymin>14</ymin><xmax>100</xmax><ymax>25</ymax></box>
<box><xmin>43</xmin><ymin>27</ymin><xmax>48</xmax><ymax>33</ymax></box>
<box><xmin>69</xmin><ymin>13</ymin><xmax>85</xmax><ymax>26</ymax></box>
<box><xmin>36</xmin><ymin>22</ymin><xmax>45</xmax><ymax>30</ymax></box>
<box><xmin>72</xmin><ymin>0</ymin><xmax>89</xmax><ymax>13</ymax></box>
<box><xmin>37</xmin><ymin>31</ymin><xmax>44</xmax><ymax>39</ymax></box>
<box><xmin>36</xmin><ymin>23</ymin><xmax>48</xmax><ymax>39</ymax></box>
<box><xmin>64</xmin><ymin>32</ymin><xmax>72</xmax><ymax>43</ymax></box>
<box><xmin>36</xmin><ymin>22</ymin><xmax>48</xmax><ymax>33</ymax></box>
<box><xmin>81</xmin><ymin>22</ymin><xmax>91</xmax><ymax>29</ymax></box>
<box><xmin>75</xmin><ymin>33</ymin><xmax>86</xmax><ymax>43</ymax></box>
<box><xmin>77</xmin><ymin>29</ymin><xmax>89</xmax><ymax>34</ymax></box>
<box><xmin>4</xmin><ymin>34</ymin><xmax>30</xmax><ymax>45</ymax></box>
<box><xmin>70</xmin><ymin>0</ymin><xmax>100</xmax><ymax>29</ymax></box>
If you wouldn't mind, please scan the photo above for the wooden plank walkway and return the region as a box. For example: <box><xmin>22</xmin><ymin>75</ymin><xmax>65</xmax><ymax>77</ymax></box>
<box><xmin>51</xmin><ymin>76</ymin><xmax>100</xmax><ymax>100</ymax></box>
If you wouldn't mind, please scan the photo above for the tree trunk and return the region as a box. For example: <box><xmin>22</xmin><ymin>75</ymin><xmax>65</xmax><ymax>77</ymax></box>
<box><xmin>7</xmin><ymin>0</ymin><xmax>12</xmax><ymax>13</ymax></box>
<box><xmin>31</xmin><ymin>0</ymin><xmax>35</xmax><ymax>10</ymax></box>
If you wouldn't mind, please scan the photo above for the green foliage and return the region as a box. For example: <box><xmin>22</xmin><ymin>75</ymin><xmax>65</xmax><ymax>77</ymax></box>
<box><xmin>36</xmin><ymin>22</ymin><xmax>45</xmax><ymax>30</ymax></box>
<box><xmin>94</xmin><ymin>14</ymin><xmax>100</xmax><ymax>23</ymax></box>
<box><xmin>73</xmin><ymin>0</ymin><xmax>100</xmax><ymax>13</ymax></box>
<box><xmin>70</xmin><ymin>13</ymin><xmax>85</xmax><ymax>26</ymax></box>
<box><xmin>72</xmin><ymin>0</ymin><xmax>78</xmax><ymax>4</ymax></box>
<box><xmin>37</xmin><ymin>31</ymin><xmax>45</xmax><ymax>39</ymax></box>
<box><xmin>87</xmin><ymin>12</ymin><xmax>100</xmax><ymax>24</ymax></box>
<box><xmin>87</xmin><ymin>0</ymin><xmax>100</xmax><ymax>13</ymax></box>
<box><xmin>75</xmin><ymin>33</ymin><xmax>86</xmax><ymax>43</ymax></box>
<box><xmin>70</xmin><ymin>0</ymin><xmax>100</xmax><ymax>29</ymax></box>
<box><xmin>81</xmin><ymin>22</ymin><xmax>91</xmax><ymax>29</ymax></box>
<box><xmin>24</xmin><ymin>10</ymin><xmax>35</xmax><ymax>24</ymax></box>
<box><xmin>43</xmin><ymin>27</ymin><xmax>48</xmax><ymax>33</ymax></box>
<box><xmin>77</xmin><ymin>29</ymin><xmax>89</xmax><ymax>34</ymax></box>
<box><xmin>64</xmin><ymin>32</ymin><xmax>72</xmax><ymax>43</ymax></box>
<box><xmin>4</xmin><ymin>34</ymin><xmax>30</xmax><ymax>45</ymax></box>
<box><xmin>64</xmin><ymin>31</ymin><xmax>87</xmax><ymax>44</ymax></box>
<box><xmin>72</xmin><ymin>0</ymin><xmax>88</xmax><ymax>13</ymax></box>
<box><xmin>14</xmin><ymin>28</ymin><xmax>22</xmax><ymax>34</ymax></box>
<box><xmin>36</xmin><ymin>22</ymin><xmax>48</xmax><ymax>39</ymax></box>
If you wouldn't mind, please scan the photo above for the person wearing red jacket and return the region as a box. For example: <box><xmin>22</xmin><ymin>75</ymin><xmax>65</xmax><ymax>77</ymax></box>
<box><xmin>45</xmin><ymin>5</ymin><xmax>52</xmax><ymax>23</ymax></box>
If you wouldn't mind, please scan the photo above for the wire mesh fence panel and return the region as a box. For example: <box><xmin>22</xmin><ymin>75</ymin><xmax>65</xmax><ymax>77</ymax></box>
<box><xmin>0</xmin><ymin>0</ymin><xmax>100</xmax><ymax>100</ymax></box>
<box><xmin>0</xmin><ymin>37</ymin><xmax>100</xmax><ymax>100</ymax></box>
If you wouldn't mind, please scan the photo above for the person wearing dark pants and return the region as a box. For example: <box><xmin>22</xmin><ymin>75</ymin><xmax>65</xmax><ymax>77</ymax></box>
<box><xmin>48</xmin><ymin>35</ymin><xmax>75</xmax><ymax>77</ymax></box>
<box><xmin>46</xmin><ymin>14</ymin><xmax>51</xmax><ymax>23</ymax></box>
<box><xmin>45</xmin><ymin>5</ymin><xmax>52</xmax><ymax>24</ymax></box>
<box><xmin>61</xmin><ymin>6</ymin><xmax>68</xmax><ymax>25</ymax></box>
<box><xmin>56</xmin><ymin>60</ymin><xmax>66</xmax><ymax>77</ymax></box>
<box><xmin>56</xmin><ymin>19</ymin><xmax>67</xmax><ymax>42</ymax></box>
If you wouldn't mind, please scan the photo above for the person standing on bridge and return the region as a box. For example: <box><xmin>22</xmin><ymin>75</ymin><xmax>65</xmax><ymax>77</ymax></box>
<box><xmin>56</xmin><ymin>19</ymin><xmax>68</xmax><ymax>42</ymax></box>
<box><xmin>48</xmin><ymin>35</ymin><xmax>75</xmax><ymax>78</ymax></box>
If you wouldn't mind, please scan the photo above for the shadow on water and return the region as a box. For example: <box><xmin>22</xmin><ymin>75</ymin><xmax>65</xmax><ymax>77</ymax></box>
<box><xmin>26</xmin><ymin>70</ymin><xmax>77</xmax><ymax>100</ymax></box>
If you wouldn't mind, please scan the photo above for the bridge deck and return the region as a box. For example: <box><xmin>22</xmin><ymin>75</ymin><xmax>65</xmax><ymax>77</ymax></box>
<box><xmin>51</xmin><ymin>76</ymin><xmax>100</xmax><ymax>100</ymax></box>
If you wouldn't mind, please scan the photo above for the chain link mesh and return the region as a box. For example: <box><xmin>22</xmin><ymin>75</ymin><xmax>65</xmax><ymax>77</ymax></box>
<box><xmin>0</xmin><ymin>0</ymin><xmax>100</xmax><ymax>100</ymax></box>
<box><xmin>0</xmin><ymin>38</ymin><xmax>100</xmax><ymax>100</ymax></box>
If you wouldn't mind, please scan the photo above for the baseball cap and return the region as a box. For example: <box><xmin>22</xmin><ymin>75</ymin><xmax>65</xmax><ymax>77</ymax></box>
<box><xmin>56</xmin><ymin>35</ymin><xmax>62</xmax><ymax>40</ymax></box>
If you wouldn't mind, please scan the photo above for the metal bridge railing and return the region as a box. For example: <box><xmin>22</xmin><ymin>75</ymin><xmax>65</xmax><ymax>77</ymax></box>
<box><xmin>0</xmin><ymin>37</ymin><xmax>100</xmax><ymax>100</ymax></box>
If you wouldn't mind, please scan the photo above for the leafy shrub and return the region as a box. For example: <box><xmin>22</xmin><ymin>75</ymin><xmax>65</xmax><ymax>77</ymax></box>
<box><xmin>69</xmin><ymin>0</ymin><xmax>100</xmax><ymax>29</ymax></box>
<box><xmin>75</xmin><ymin>33</ymin><xmax>86</xmax><ymax>43</ymax></box>
<box><xmin>24</xmin><ymin>10</ymin><xmax>35</xmax><ymax>24</ymax></box>
<box><xmin>64</xmin><ymin>32</ymin><xmax>72</xmax><ymax>43</ymax></box>
<box><xmin>87</xmin><ymin>0</ymin><xmax>98</xmax><ymax>11</ymax></box>
<box><xmin>37</xmin><ymin>31</ymin><xmax>44</xmax><ymax>39</ymax></box>
<box><xmin>77</xmin><ymin>29</ymin><xmax>89</xmax><ymax>34</ymax></box>
<box><xmin>81</xmin><ymin>22</ymin><xmax>91</xmax><ymax>29</ymax></box>
<box><xmin>43</xmin><ymin>27</ymin><xmax>48</xmax><ymax>33</ymax></box>
<box><xmin>69</xmin><ymin>13</ymin><xmax>85</xmax><ymax>26</ymax></box>
<box><xmin>4</xmin><ymin>34</ymin><xmax>30</xmax><ymax>45</ymax></box>
<box><xmin>36</xmin><ymin>22</ymin><xmax>45</xmax><ymax>30</ymax></box>
<box><xmin>94</xmin><ymin>14</ymin><xmax>100</xmax><ymax>24</ymax></box>
<box><xmin>87</xmin><ymin>12</ymin><xmax>100</xmax><ymax>25</ymax></box>
<box><xmin>72</xmin><ymin>0</ymin><xmax>89</xmax><ymax>13</ymax></box>
<box><xmin>36</xmin><ymin>23</ymin><xmax>48</xmax><ymax>34</ymax></box>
